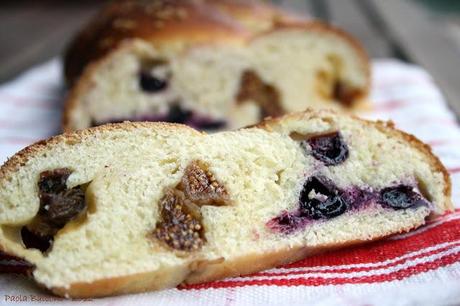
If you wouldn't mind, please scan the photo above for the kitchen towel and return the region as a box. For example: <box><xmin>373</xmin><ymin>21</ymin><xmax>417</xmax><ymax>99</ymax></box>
<box><xmin>0</xmin><ymin>59</ymin><xmax>459</xmax><ymax>306</ymax></box>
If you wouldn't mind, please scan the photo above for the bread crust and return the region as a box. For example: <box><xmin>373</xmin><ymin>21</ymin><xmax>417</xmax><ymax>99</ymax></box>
<box><xmin>0</xmin><ymin>110</ymin><xmax>451</xmax><ymax>298</ymax></box>
<box><xmin>0</xmin><ymin>121</ymin><xmax>201</xmax><ymax>183</ymax></box>
<box><xmin>51</xmin><ymin>263</ymin><xmax>192</xmax><ymax>298</ymax></box>
<box><xmin>49</xmin><ymin>213</ymin><xmax>427</xmax><ymax>298</ymax></box>
<box><xmin>64</xmin><ymin>0</ymin><xmax>298</xmax><ymax>85</ymax></box>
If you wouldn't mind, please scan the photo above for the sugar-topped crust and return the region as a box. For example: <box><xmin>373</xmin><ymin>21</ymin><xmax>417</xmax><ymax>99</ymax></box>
<box><xmin>64</xmin><ymin>0</ymin><xmax>302</xmax><ymax>85</ymax></box>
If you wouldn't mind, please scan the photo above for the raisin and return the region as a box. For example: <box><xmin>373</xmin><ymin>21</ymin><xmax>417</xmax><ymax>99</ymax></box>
<box><xmin>38</xmin><ymin>187</ymin><xmax>86</xmax><ymax>231</ymax></box>
<box><xmin>167</xmin><ymin>104</ymin><xmax>192</xmax><ymax>124</ymax></box>
<box><xmin>236</xmin><ymin>70</ymin><xmax>283</xmax><ymax>119</ymax></box>
<box><xmin>304</xmin><ymin>132</ymin><xmax>349</xmax><ymax>166</ymax></box>
<box><xmin>299</xmin><ymin>177</ymin><xmax>348</xmax><ymax>219</ymax></box>
<box><xmin>180</xmin><ymin>160</ymin><xmax>230</xmax><ymax>206</ymax></box>
<box><xmin>379</xmin><ymin>185</ymin><xmax>428</xmax><ymax>210</ymax></box>
<box><xmin>37</xmin><ymin>168</ymin><xmax>71</xmax><ymax>194</ymax></box>
<box><xmin>26</xmin><ymin>168</ymin><xmax>87</xmax><ymax>246</ymax></box>
<box><xmin>20</xmin><ymin>227</ymin><xmax>52</xmax><ymax>253</ymax></box>
<box><xmin>0</xmin><ymin>251</ymin><xmax>34</xmax><ymax>275</ymax></box>
<box><xmin>154</xmin><ymin>189</ymin><xmax>204</xmax><ymax>251</ymax></box>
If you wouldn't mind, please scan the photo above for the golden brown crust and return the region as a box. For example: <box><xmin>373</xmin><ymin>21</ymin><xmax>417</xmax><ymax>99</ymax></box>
<box><xmin>63</xmin><ymin>0</ymin><xmax>369</xmax><ymax>88</ymax></box>
<box><xmin>64</xmin><ymin>0</ymin><xmax>299</xmax><ymax>85</ymax></box>
<box><xmin>0</xmin><ymin>121</ymin><xmax>201</xmax><ymax>184</ymax></box>
<box><xmin>186</xmin><ymin>221</ymin><xmax>426</xmax><ymax>286</ymax></box>
<box><xmin>51</xmin><ymin>263</ymin><xmax>191</xmax><ymax>298</ymax></box>
<box><xmin>49</xmin><ymin>212</ymin><xmax>427</xmax><ymax>298</ymax></box>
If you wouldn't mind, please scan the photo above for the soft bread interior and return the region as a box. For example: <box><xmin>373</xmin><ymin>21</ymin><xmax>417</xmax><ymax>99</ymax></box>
<box><xmin>66</xmin><ymin>26</ymin><xmax>368</xmax><ymax>130</ymax></box>
<box><xmin>0</xmin><ymin>111</ymin><xmax>449</xmax><ymax>297</ymax></box>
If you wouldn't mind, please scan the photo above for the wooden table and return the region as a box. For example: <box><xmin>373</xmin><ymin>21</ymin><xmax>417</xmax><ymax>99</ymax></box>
<box><xmin>1</xmin><ymin>0</ymin><xmax>459</xmax><ymax>116</ymax></box>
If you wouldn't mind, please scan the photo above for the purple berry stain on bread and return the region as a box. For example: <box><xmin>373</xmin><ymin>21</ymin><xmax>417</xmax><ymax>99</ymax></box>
<box><xmin>268</xmin><ymin>177</ymin><xmax>430</xmax><ymax>234</ymax></box>
<box><xmin>379</xmin><ymin>185</ymin><xmax>429</xmax><ymax>210</ymax></box>
<box><xmin>266</xmin><ymin>211</ymin><xmax>310</xmax><ymax>234</ymax></box>
<box><xmin>91</xmin><ymin>104</ymin><xmax>226</xmax><ymax>130</ymax></box>
<box><xmin>152</xmin><ymin>160</ymin><xmax>230</xmax><ymax>251</ymax></box>
<box><xmin>166</xmin><ymin>104</ymin><xmax>227</xmax><ymax>130</ymax></box>
<box><xmin>341</xmin><ymin>187</ymin><xmax>376</xmax><ymax>210</ymax></box>
<box><xmin>22</xmin><ymin>168</ymin><xmax>87</xmax><ymax>252</ymax></box>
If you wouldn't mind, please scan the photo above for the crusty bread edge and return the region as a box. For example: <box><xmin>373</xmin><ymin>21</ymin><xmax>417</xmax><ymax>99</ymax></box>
<box><xmin>50</xmin><ymin>263</ymin><xmax>192</xmax><ymax>298</ymax></box>
<box><xmin>50</xmin><ymin>212</ymin><xmax>427</xmax><ymax>298</ymax></box>
<box><xmin>61</xmin><ymin>41</ymin><xmax>133</xmax><ymax>133</ymax></box>
<box><xmin>0</xmin><ymin>121</ymin><xmax>202</xmax><ymax>183</ymax></box>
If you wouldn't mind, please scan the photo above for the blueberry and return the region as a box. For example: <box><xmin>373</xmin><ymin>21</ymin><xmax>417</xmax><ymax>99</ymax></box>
<box><xmin>139</xmin><ymin>70</ymin><xmax>168</xmax><ymax>92</ymax></box>
<box><xmin>167</xmin><ymin>104</ymin><xmax>192</xmax><ymax>123</ymax></box>
<box><xmin>194</xmin><ymin>120</ymin><xmax>226</xmax><ymax>130</ymax></box>
<box><xmin>90</xmin><ymin>104</ymin><xmax>227</xmax><ymax>131</ymax></box>
<box><xmin>379</xmin><ymin>185</ymin><xmax>426</xmax><ymax>210</ymax></box>
<box><xmin>167</xmin><ymin>105</ymin><xmax>227</xmax><ymax>130</ymax></box>
<box><xmin>307</xmin><ymin>132</ymin><xmax>349</xmax><ymax>166</ymax></box>
<box><xmin>299</xmin><ymin>177</ymin><xmax>348</xmax><ymax>219</ymax></box>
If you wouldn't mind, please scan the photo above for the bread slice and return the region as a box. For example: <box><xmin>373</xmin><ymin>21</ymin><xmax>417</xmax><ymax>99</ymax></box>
<box><xmin>0</xmin><ymin>109</ymin><xmax>451</xmax><ymax>298</ymax></box>
<box><xmin>63</xmin><ymin>0</ymin><xmax>369</xmax><ymax>131</ymax></box>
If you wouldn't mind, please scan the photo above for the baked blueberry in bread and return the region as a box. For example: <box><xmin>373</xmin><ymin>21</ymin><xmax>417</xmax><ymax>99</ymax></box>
<box><xmin>63</xmin><ymin>0</ymin><xmax>370</xmax><ymax>131</ymax></box>
<box><xmin>0</xmin><ymin>109</ymin><xmax>451</xmax><ymax>298</ymax></box>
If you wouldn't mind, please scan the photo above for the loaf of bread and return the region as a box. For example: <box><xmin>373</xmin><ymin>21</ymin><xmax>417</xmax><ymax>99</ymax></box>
<box><xmin>63</xmin><ymin>0</ymin><xmax>370</xmax><ymax>131</ymax></box>
<box><xmin>0</xmin><ymin>109</ymin><xmax>451</xmax><ymax>297</ymax></box>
